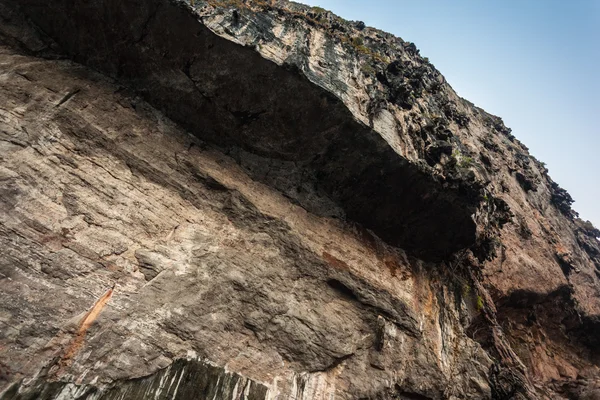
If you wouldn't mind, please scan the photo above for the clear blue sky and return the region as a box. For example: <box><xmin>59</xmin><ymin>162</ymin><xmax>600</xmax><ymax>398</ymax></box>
<box><xmin>301</xmin><ymin>0</ymin><xmax>600</xmax><ymax>227</ymax></box>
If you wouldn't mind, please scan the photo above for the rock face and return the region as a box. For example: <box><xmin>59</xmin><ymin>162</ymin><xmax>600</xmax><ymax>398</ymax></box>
<box><xmin>0</xmin><ymin>0</ymin><xmax>598</xmax><ymax>399</ymax></box>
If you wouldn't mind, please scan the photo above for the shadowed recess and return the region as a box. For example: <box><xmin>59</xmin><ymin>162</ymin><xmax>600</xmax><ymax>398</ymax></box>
<box><xmin>8</xmin><ymin>0</ymin><xmax>480</xmax><ymax>260</ymax></box>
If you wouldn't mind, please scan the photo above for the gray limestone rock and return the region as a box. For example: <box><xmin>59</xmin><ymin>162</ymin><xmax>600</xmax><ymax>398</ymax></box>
<box><xmin>0</xmin><ymin>0</ymin><xmax>598</xmax><ymax>399</ymax></box>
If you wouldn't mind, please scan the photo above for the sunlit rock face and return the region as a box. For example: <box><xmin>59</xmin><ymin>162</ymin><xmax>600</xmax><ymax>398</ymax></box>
<box><xmin>0</xmin><ymin>1</ymin><xmax>599</xmax><ymax>399</ymax></box>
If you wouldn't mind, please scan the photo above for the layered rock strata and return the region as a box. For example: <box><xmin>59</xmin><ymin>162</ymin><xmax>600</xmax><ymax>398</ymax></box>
<box><xmin>0</xmin><ymin>0</ymin><xmax>599</xmax><ymax>398</ymax></box>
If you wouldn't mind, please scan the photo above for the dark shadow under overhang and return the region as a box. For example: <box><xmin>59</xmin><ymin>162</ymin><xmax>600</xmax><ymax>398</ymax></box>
<box><xmin>8</xmin><ymin>0</ymin><xmax>479</xmax><ymax>260</ymax></box>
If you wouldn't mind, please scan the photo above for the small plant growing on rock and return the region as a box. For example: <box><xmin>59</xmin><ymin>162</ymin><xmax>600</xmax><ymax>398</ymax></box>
<box><xmin>452</xmin><ymin>150</ymin><xmax>473</xmax><ymax>168</ymax></box>
<box><xmin>352</xmin><ymin>37</ymin><xmax>364</xmax><ymax>47</ymax></box>
<box><xmin>350</xmin><ymin>36</ymin><xmax>371</xmax><ymax>55</ymax></box>
<box><xmin>458</xmin><ymin>154</ymin><xmax>473</xmax><ymax>168</ymax></box>
<box><xmin>462</xmin><ymin>283</ymin><xmax>471</xmax><ymax>298</ymax></box>
<box><xmin>476</xmin><ymin>295</ymin><xmax>485</xmax><ymax>312</ymax></box>
<box><xmin>361</xmin><ymin>63</ymin><xmax>376</xmax><ymax>76</ymax></box>
<box><xmin>208</xmin><ymin>0</ymin><xmax>245</xmax><ymax>8</ymax></box>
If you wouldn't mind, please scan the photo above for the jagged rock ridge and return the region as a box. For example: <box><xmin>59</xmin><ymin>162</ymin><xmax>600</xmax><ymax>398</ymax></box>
<box><xmin>0</xmin><ymin>0</ymin><xmax>599</xmax><ymax>399</ymax></box>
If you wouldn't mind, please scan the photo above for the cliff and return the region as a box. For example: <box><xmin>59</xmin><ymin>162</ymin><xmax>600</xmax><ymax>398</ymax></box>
<box><xmin>0</xmin><ymin>0</ymin><xmax>599</xmax><ymax>398</ymax></box>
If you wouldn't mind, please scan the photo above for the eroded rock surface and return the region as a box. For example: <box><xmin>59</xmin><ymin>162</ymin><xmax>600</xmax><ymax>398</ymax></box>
<box><xmin>0</xmin><ymin>0</ymin><xmax>598</xmax><ymax>399</ymax></box>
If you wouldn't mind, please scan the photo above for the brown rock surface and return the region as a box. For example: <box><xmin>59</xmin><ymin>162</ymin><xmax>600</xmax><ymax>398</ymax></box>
<box><xmin>0</xmin><ymin>0</ymin><xmax>598</xmax><ymax>399</ymax></box>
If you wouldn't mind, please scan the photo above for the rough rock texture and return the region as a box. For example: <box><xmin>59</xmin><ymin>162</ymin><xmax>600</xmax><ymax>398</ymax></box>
<box><xmin>0</xmin><ymin>0</ymin><xmax>599</xmax><ymax>399</ymax></box>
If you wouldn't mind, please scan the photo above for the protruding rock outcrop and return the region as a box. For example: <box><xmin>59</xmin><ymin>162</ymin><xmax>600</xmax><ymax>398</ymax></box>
<box><xmin>0</xmin><ymin>0</ymin><xmax>598</xmax><ymax>399</ymax></box>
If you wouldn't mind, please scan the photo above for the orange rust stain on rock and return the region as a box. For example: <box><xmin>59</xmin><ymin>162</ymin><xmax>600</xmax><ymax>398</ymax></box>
<box><xmin>352</xmin><ymin>225</ymin><xmax>410</xmax><ymax>279</ymax></box>
<box><xmin>382</xmin><ymin>254</ymin><xmax>401</xmax><ymax>277</ymax></box>
<box><xmin>421</xmin><ymin>285</ymin><xmax>435</xmax><ymax>320</ymax></box>
<box><xmin>55</xmin><ymin>286</ymin><xmax>114</xmax><ymax>375</ymax></box>
<box><xmin>384</xmin><ymin>254</ymin><xmax>411</xmax><ymax>281</ymax></box>
<box><xmin>411</xmin><ymin>273</ymin><xmax>435</xmax><ymax>320</ymax></box>
<box><xmin>322</xmin><ymin>251</ymin><xmax>350</xmax><ymax>271</ymax></box>
<box><xmin>554</xmin><ymin>243</ymin><xmax>569</xmax><ymax>255</ymax></box>
<box><xmin>78</xmin><ymin>286</ymin><xmax>114</xmax><ymax>333</ymax></box>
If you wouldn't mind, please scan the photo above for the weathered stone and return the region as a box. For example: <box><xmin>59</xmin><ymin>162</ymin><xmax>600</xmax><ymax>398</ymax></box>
<box><xmin>0</xmin><ymin>0</ymin><xmax>598</xmax><ymax>399</ymax></box>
